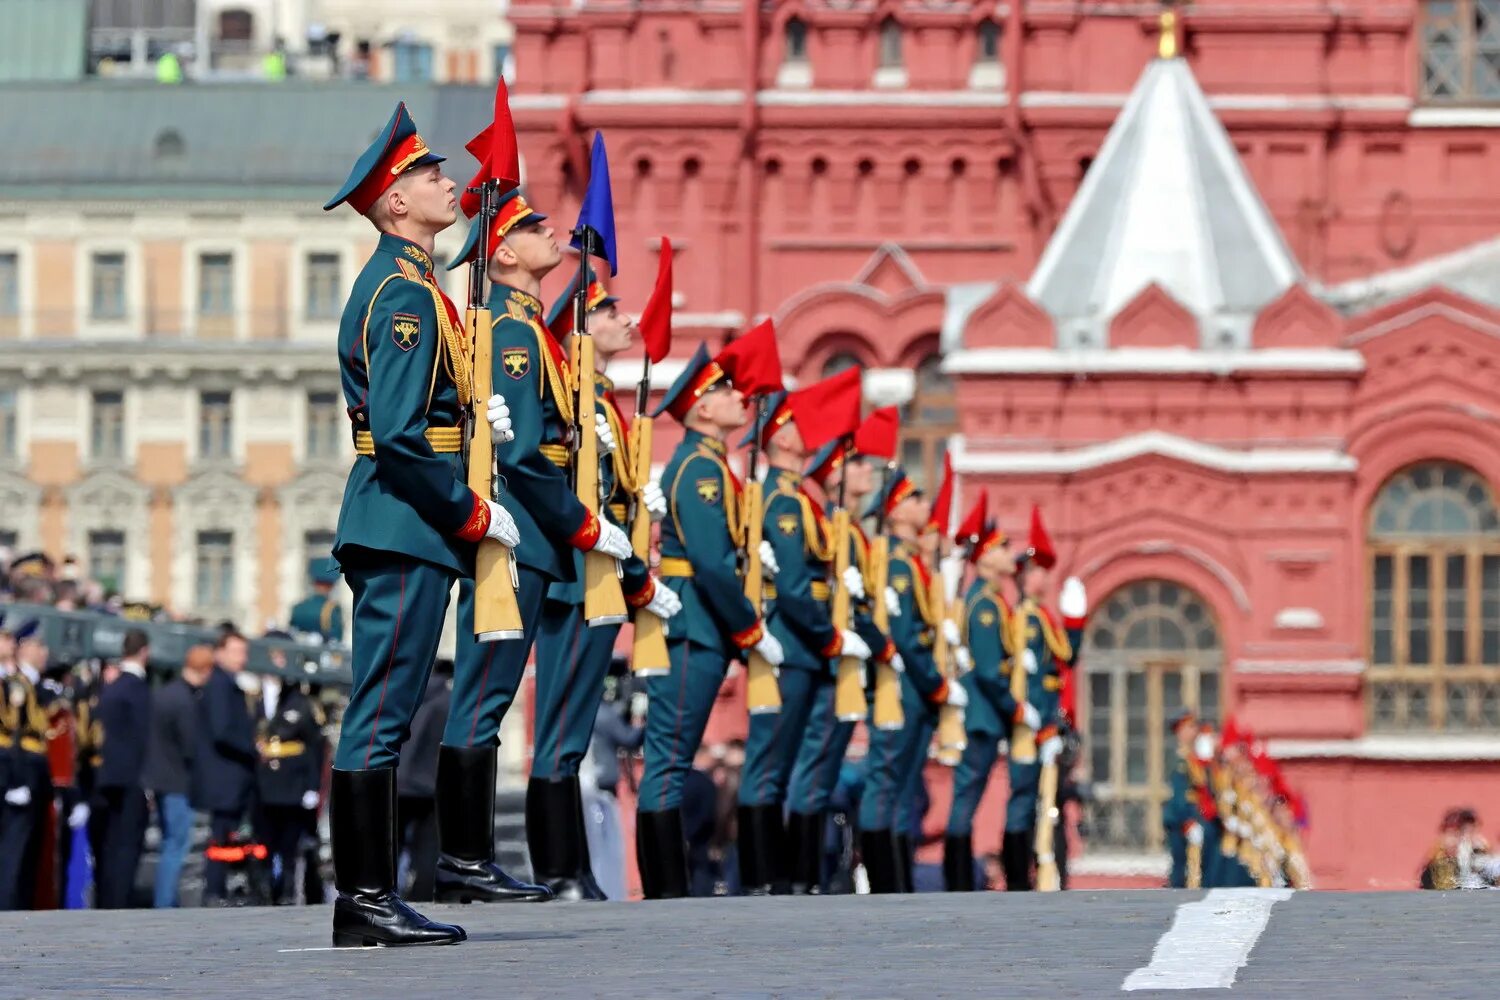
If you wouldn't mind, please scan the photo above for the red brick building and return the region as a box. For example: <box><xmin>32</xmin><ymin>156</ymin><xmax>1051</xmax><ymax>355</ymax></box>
<box><xmin>506</xmin><ymin>1</ymin><xmax>1500</xmax><ymax>889</ymax></box>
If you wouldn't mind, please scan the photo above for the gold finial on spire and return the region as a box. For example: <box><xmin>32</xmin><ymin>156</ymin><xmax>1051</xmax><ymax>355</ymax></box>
<box><xmin>1158</xmin><ymin>9</ymin><xmax>1179</xmax><ymax>60</ymax></box>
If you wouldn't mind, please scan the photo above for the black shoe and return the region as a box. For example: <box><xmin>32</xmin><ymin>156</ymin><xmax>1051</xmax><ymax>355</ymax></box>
<box><xmin>330</xmin><ymin>767</ymin><xmax>465</xmax><ymax>948</ymax></box>
<box><xmin>943</xmin><ymin>834</ymin><xmax>975</xmax><ymax>892</ymax></box>
<box><xmin>525</xmin><ymin>776</ymin><xmax>606</xmax><ymax>901</ymax></box>
<box><xmin>1002</xmin><ymin>830</ymin><xmax>1034</xmax><ymax>892</ymax></box>
<box><xmin>895</xmin><ymin>833</ymin><xmax>915</xmax><ymax>893</ymax></box>
<box><xmin>787</xmin><ymin>812</ymin><xmax>824</xmax><ymax>895</ymax></box>
<box><xmin>859</xmin><ymin>828</ymin><xmax>902</xmax><ymax>894</ymax></box>
<box><xmin>434</xmin><ymin>746</ymin><xmax>552</xmax><ymax>904</ymax></box>
<box><xmin>636</xmin><ymin>808</ymin><xmax>689</xmax><ymax>899</ymax></box>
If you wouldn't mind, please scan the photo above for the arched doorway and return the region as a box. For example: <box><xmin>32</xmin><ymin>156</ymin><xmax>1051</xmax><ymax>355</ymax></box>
<box><xmin>1367</xmin><ymin>461</ymin><xmax>1500</xmax><ymax>731</ymax></box>
<box><xmin>1082</xmin><ymin>579</ymin><xmax>1222</xmax><ymax>852</ymax></box>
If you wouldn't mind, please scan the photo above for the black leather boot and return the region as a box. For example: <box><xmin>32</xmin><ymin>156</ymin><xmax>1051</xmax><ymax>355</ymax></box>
<box><xmin>943</xmin><ymin>834</ymin><xmax>975</xmax><ymax>892</ymax></box>
<box><xmin>1002</xmin><ymin>830</ymin><xmax>1034</xmax><ymax>892</ymax></box>
<box><xmin>330</xmin><ymin>768</ymin><xmax>465</xmax><ymax>948</ymax></box>
<box><xmin>637</xmin><ymin>808</ymin><xmax>689</xmax><ymax>899</ymax></box>
<box><xmin>786</xmin><ymin>812</ymin><xmax>824</xmax><ymax>895</ymax></box>
<box><xmin>859</xmin><ymin>828</ymin><xmax>901</xmax><ymax>894</ymax></box>
<box><xmin>434</xmin><ymin>746</ymin><xmax>552</xmax><ymax>903</ymax></box>
<box><xmin>895</xmin><ymin>833</ymin><xmax>915</xmax><ymax>893</ymax></box>
<box><xmin>525</xmin><ymin>776</ymin><xmax>605</xmax><ymax>901</ymax></box>
<box><xmin>736</xmin><ymin>805</ymin><xmax>768</xmax><ymax>895</ymax></box>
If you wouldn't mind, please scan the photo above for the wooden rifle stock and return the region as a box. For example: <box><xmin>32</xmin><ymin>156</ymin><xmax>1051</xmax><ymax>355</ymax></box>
<box><xmin>867</xmin><ymin>536</ymin><xmax>903</xmax><ymax>731</ymax></box>
<box><xmin>930</xmin><ymin>567</ymin><xmax>966</xmax><ymax>765</ymax></box>
<box><xmin>466</xmin><ymin>304</ymin><xmax>524</xmax><ymax>641</ymax></box>
<box><xmin>628</xmin><ymin>415</ymin><xmax>669</xmax><ymax>676</ymax></box>
<box><xmin>572</xmin><ymin>332</ymin><xmax>627</xmax><ymax>626</ymax></box>
<box><xmin>742</xmin><ymin>479</ymin><xmax>781</xmax><ymax>714</ymax></box>
<box><xmin>1034</xmin><ymin>760</ymin><xmax>1062</xmax><ymax>891</ymax></box>
<box><xmin>1007</xmin><ymin>610</ymin><xmax>1037</xmax><ymax>763</ymax></box>
<box><xmin>830</xmin><ymin>508</ymin><xmax>867</xmax><ymax>722</ymax></box>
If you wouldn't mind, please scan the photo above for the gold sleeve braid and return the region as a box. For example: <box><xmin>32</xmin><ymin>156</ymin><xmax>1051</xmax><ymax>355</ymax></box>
<box><xmin>793</xmin><ymin>491</ymin><xmax>835</xmax><ymax>562</ymax></box>
<box><xmin>598</xmin><ymin>385</ymin><xmax>637</xmax><ymax>494</ymax></box>
<box><xmin>528</xmin><ymin>320</ymin><xmax>574</xmax><ymax>424</ymax></box>
<box><xmin>394</xmin><ymin>258</ymin><xmax>472</xmax><ymax>407</ymax></box>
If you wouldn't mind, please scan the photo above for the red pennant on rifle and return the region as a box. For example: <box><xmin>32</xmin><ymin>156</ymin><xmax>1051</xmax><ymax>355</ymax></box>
<box><xmin>638</xmin><ymin>238</ymin><xmax>673</xmax><ymax>365</ymax></box>
<box><xmin>714</xmin><ymin>318</ymin><xmax>783</xmax><ymax>398</ymax></box>
<box><xmin>1027</xmin><ymin>505</ymin><xmax>1057</xmax><ymax>569</ymax></box>
<box><xmin>955</xmin><ymin>490</ymin><xmax>988</xmax><ymax>544</ymax></box>
<box><xmin>460</xmin><ymin>79</ymin><xmax>522</xmax><ymax>218</ymax></box>
<box><xmin>787</xmin><ymin>367</ymin><xmax>862</xmax><ymax>454</ymax></box>
<box><xmin>854</xmin><ymin>405</ymin><xmax>899</xmax><ymax>461</ymax></box>
<box><xmin>927</xmin><ymin>452</ymin><xmax>955</xmax><ymax>535</ymax></box>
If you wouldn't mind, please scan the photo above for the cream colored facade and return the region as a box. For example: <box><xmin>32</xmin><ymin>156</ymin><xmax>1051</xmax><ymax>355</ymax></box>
<box><xmin>312</xmin><ymin>0</ymin><xmax>515</xmax><ymax>84</ymax></box>
<box><xmin>0</xmin><ymin>200</ymin><xmax>481</xmax><ymax>634</ymax></box>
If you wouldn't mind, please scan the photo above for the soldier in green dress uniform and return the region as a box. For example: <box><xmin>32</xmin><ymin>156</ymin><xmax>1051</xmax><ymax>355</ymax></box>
<box><xmin>322</xmin><ymin>102</ymin><xmax>522</xmax><ymax>947</ymax></box>
<box><xmin>636</xmin><ymin>344</ymin><xmax>785</xmax><ymax>899</ymax></box>
<box><xmin>288</xmin><ymin>557</ymin><xmax>344</xmax><ymax>643</ymax></box>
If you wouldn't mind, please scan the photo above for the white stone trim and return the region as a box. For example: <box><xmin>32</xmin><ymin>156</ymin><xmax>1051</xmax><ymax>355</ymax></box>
<box><xmin>758</xmin><ymin>88</ymin><xmax>1007</xmax><ymax>106</ymax></box>
<box><xmin>1322</xmin><ymin>235</ymin><xmax>1500</xmax><ymax>312</ymax></box>
<box><xmin>1022</xmin><ymin>91</ymin><xmax>1409</xmax><ymax>112</ymax></box>
<box><xmin>508</xmin><ymin>94</ymin><xmax>568</xmax><ymax>111</ymax></box>
<box><xmin>0</xmin><ymin>470</ymin><xmax>43</xmax><ymax>552</ymax></box>
<box><xmin>942</xmin><ymin>347</ymin><xmax>1365</xmax><ymax>376</ymax></box>
<box><xmin>1272</xmin><ymin>607</ymin><xmax>1324</xmax><ymax>631</ymax></box>
<box><xmin>872</xmin><ymin>66</ymin><xmax>910</xmax><ymax>90</ymax></box>
<box><xmin>1267</xmin><ymin>736</ymin><xmax>1500</xmax><ymax>761</ymax></box>
<box><xmin>181</xmin><ymin>237</ymin><xmax>253</xmax><ymax>342</ymax></box>
<box><xmin>775</xmin><ymin>60</ymin><xmax>813</xmax><ymax>90</ymax></box>
<box><xmin>862</xmin><ymin>368</ymin><xmax>916</xmax><ymax>408</ymax></box>
<box><xmin>950</xmin><ymin>431</ymin><xmax>1357</xmax><ymax>476</ymax></box>
<box><xmin>172</xmin><ymin>469</ymin><xmax>259</xmax><ymax>626</ymax></box>
<box><xmin>1409</xmin><ymin>106</ymin><xmax>1500</xmax><ymax>128</ymax></box>
<box><xmin>1071</xmin><ymin>852</ymin><xmax>1170</xmax><ymax>878</ymax></box>
<box><xmin>1233</xmin><ymin>659</ymin><xmax>1364</xmax><ymax>675</ymax></box>
<box><xmin>0</xmin><ymin>236</ymin><xmax>36</xmax><ymax>341</ymax></box>
<box><xmin>582</xmin><ymin>89</ymin><xmax>744</xmax><ymax>105</ymax></box>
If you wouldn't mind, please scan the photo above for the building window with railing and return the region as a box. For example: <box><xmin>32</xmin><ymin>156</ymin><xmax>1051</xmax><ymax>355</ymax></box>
<box><xmin>199</xmin><ymin>390</ymin><xmax>233</xmax><ymax>461</ymax></box>
<box><xmin>91</xmin><ymin>389</ymin><xmax>125</xmax><ymax>463</ymax></box>
<box><xmin>88</xmin><ymin>529</ymin><xmax>127</xmax><ymax>596</ymax></box>
<box><xmin>0</xmin><ymin>252</ymin><xmax>18</xmax><ymax>336</ymax></box>
<box><xmin>306</xmin><ymin>390</ymin><xmax>343</xmax><ymax>461</ymax></box>
<box><xmin>196</xmin><ymin>529</ymin><xmax>235</xmax><ymax>610</ymax></box>
<box><xmin>0</xmin><ymin>388</ymin><xmax>17</xmax><ymax>462</ymax></box>
<box><xmin>199</xmin><ymin>252</ymin><xmax>234</xmax><ymax>316</ymax></box>
<box><xmin>392</xmin><ymin>38</ymin><xmax>434</xmax><ymax>82</ymax></box>
<box><xmin>1368</xmin><ymin>461</ymin><xmax>1500</xmax><ymax>731</ymax></box>
<box><xmin>306</xmin><ymin>252</ymin><xmax>341</xmax><ymax>321</ymax></box>
<box><xmin>1420</xmin><ymin>0</ymin><xmax>1500</xmax><ymax>102</ymax></box>
<box><xmin>91</xmin><ymin>252</ymin><xmax>127</xmax><ymax>320</ymax></box>
<box><xmin>1083</xmin><ymin>580</ymin><xmax>1223</xmax><ymax>851</ymax></box>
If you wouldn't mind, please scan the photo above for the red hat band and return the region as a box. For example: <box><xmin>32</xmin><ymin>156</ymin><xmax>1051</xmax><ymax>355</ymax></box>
<box><xmin>348</xmin><ymin>131</ymin><xmax>432</xmax><ymax>215</ymax></box>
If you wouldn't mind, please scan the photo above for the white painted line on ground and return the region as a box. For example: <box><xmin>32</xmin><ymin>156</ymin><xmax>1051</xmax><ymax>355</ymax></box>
<box><xmin>276</xmin><ymin>946</ymin><xmax>381</xmax><ymax>953</ymax></box>
<box><xmin>1122</xmin><ymin>888</ymin><xmax>1294</xmax><ymax>991</ymax></box>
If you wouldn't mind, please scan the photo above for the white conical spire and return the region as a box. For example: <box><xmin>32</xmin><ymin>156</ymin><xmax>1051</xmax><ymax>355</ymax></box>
<box><xmin>1026</xmin><ymin>53</ymin><xmax>1300</xmax><ymax>349</ymax></box>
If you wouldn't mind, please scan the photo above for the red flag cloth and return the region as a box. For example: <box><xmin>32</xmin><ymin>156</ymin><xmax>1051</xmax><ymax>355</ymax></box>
<box><xmin>926</xmin><ymin>452</ymin><xmax>955</xmax><ymax>534</ymax></box>
<box><xmin>459</xmin><ymin>80</ymin><xmax>522</xmax><ymax>218</ymax></box>
<box><xmin>854</xmin><ymin>405</ymin><xmax>900</xmax><ymax>460</ymax></box>
<box><xmin>955</xmin><ymin>489</ymin><xmax>988</xmax><ymax>544</ymax></box>
<box><xmin>714</xmin><ymin>318</ymin><xmax>783</xmax><ymax>398</ymax></box>
<box><xmin>638</xmin><ymin>237</ymin><xmax>673</xmax><ymax>365</ymax></box>
<box><xmin>786</xmin><ymin>367</ymin><xmax>862</xmax><ymax>454</ymax></box>
<box><xmin>1028</xmin><ymin>504</ymin><xmax>1057</xmax><ymax>569</ymax></box>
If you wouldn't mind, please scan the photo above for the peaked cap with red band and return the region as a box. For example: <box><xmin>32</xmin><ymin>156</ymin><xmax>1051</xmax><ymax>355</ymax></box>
<box><xmin>652</xmin><ymin>343</ymin><xmax>729</xmax><ymax>422</ymax></box>
<box><xmin>446</xmin><ymin>188</ymin><xmax>549</xmax><ymax>271</ymax></box>
<box><xmin>972</xmin><ymin>519</ymin><xmax>1010</xmax><ymax>562</ymax></box>
<box><xmin>545</xmin><ymin>263</ymin><xmax>619</xmax><ymax>340</ymax></box>
<box><xmin>864</xmin><ymin>467</ymin><xmax>920</xmax><ymax>520</ymax></box>
<box><xmin>738</xmin><ymin>390</ymin><xmax>793</xmax><ymax>450</ymax></box>
<box><xmin>1025</xmin><ymin>504</ymin><xmax>1058</xmax><ymax>569</ymax></box>
<box><xmin>324</xmin><ymin>102</ymin><xmax>446</xmax><ymax>214</ymax></box>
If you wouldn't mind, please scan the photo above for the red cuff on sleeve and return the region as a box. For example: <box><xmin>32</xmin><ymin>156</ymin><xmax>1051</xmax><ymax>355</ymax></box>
<box><xmin>454</xmin><ymin>492</ymin><xmax>491</xmax><ymax>543</ymax></box>
<box><xmin>731</xmin><ymin>620</ymin><xmax>765</xmax><ymax>650</ymax></box>
<box><xmin>625</xmin><ymin>577</ymin><xmax>656</xmax><ymax>609</ymax></box>
<box><xmin>567</xmin><ymin>510</ymin><xmax>601</xmax><ymax>551</ymax></box>
<box><xmin>1012</xmin><ymin>705</ymin><xmax>1027</xmax><ymax>724</ymax></box>
<box><xmin>1037</xmin><ymin>723</ymin><xmax>1059</xmax><ymax>744</ymax></box>
<box><xmin>876</xmin><ymin>639</ymin><xmax>897</xmax><ymax>664</ymax></box>
<box><xmin>1062</xmin><ymin>615</ymin><xmax>1087</xmax><ymax>630</ymax></box>
<box><xmin>926</xmin><ymin>678</ymin><xmax>949</xmax><ymax>707</ymax></box>
<box><xmin>820</xmin><ymin>633</ymin><xmax>843</xmax><ymax>658</ymax></box>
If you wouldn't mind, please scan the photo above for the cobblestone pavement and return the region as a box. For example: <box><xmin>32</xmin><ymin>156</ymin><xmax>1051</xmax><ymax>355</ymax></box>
<box><xmin>6</xmin><ymin>890</ymin><xmax>1494</xmax><ymax>999</ymax></box>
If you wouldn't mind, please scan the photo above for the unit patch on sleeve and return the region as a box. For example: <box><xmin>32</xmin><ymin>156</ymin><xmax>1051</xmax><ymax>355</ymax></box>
<box><xmin>892</xmin><ymin>575</ymin><xmax>910</xmax><ymax>594</ymax></box>
<box><xmin>502</xmin><ymin>347</ymin><xmax>531</xmax><ymax>380</ymax></box>
<box><xmin>777</xmin><ymin>513</ymin><xmax>798</xmax><ymax>536</ymax></box>
<box><xmin>696</xmin><ymin>478</ymin><xmax>721</xmax><ymax>505</ymax></box>
<box><xmin>392</xmin><ymin>312</ymin><xmax>421</xmax><ymax>351</ymax></box>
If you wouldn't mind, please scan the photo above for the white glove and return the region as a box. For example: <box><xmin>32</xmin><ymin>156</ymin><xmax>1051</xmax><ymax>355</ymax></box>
<box><xmin>629</xmin><ymin>691</ymin><xmax>649</xmax><ymax>720</ymax></box>
<box><xmin>594</xmin><ymin>411</ymin><xmax>616</xmax><ymax>456</ymax></box>
<box><xmin>68</xmin><ymin>802</ymin><xmax>90</xmax><ymax>829</ymax></box>
<box><xmin>486</xmin><ymin>394</ymin><xmax>515</xmax><ymax>443</ymax></box>
<box><xmin>1059</xmin><ymin>576</ymin><xmax>1087</xmax><ymax>619</ymax></box>
<box><xmin>944</xmin><ymin>681</ymin><xmax>969</xmax><ymax>709</ymax></box>
<box><xmin>301</xmin><ymin>790</ymin><xmax>320</xmax><ymax>811</ymax></box>
<box><xmin>642</xmin><ymin>584</ymin><xmax>682</xmax><ymax>620</ymax></box>
<box><xmin>1021</xmin><ymin>648</ymin><xmax>1039</xmax><ymax>674</ymax></box>
<box><xmin>885</xmin><ymin>587</ymin><xmax>901</xmax><ymax>618</ymax></box>
<box><xmin>842</xmin><ymin>566</ymin><xmax>866</xmax><ymax>601</ymax></box>
<box><xmin>4</xmin><ymin>787</ymin><xmax>31</xmax><ymax>807</ymax></box>
<box><xmin>643</xmin><ymin>481</ymin><xmax>667</xmax><ymax>523</ymax></box>
<box><xmin>483</xmin><ymin>500</ymin><xmax>521</xmax><ymax>547</ymax></box>
<box><xmin>1039</xmin><ymin>734</ymin><xmax>1063</xmax><ymax>766</ymax></box>
<box><xmin>888</xmin><ymin>652</ymin><xmax>906</xmax><ymax>674</ymax></box>
<box><xmin>837</xmin><ymin>629</ymin><xmax>872</xmax><ymax>661</ymax></box>
<box><xmin>1017</xmin><ymin>702</ymin><xmax>1042</xmax><ymax>732</ymax></box>
<box><xmin>758</xmin><ymin>540</ymin><xmax>780</xmax><ymax>576</ymax></box>
<box><xmin>753</xmin><ymin>631</ymin><xmax>785</xmax><ymax>668</ymax></box>
<box><xmin>942</xmin><ymin>618</ymin><xmax>962</xmax><ymax>648</ymax></box>
<box><xmin>954</xmin><ymin>646</ymin><xmax>973</xmax><ymax>674</ymax></box>
<box><xmin>592</xmin><ymin>519</ymin><xmax>633</xmax><ymax>560</ymax></box>
<box><xmin>1186</xmin><ymin>822</ymin><xmax>1204</xmax><ymax>848</ymax></box>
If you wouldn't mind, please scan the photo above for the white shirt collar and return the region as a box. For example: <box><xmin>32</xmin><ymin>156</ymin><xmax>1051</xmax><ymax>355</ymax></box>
<box><xmin>118</xmin><ymin>659</ymin><xmax>147</xmax><ymax>681</ymax></box>
<box><xmin>20</xmin><ymin>664</ymin><xmax>39</xmax><ymax>685</ymax></box>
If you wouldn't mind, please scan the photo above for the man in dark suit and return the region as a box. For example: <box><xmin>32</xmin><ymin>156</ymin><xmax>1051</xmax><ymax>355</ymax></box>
<box><xmin>93</xmin><ymin>629</ymin><xmax>153</xmax><ymax>908</ymax></box>
<box><xmin>142</xmin><ymin>644</ymin><xmax>209</xmax><ymax>907</ymax></box>
<box><xmin>254</xmin><ymin>640</ymin><xmax>326</xmax><ymax>904</ymax></box>
<box><xmin>193</xmin><ymin>630</ymin><xmax>257</xmax><ymax>905</ymax></box>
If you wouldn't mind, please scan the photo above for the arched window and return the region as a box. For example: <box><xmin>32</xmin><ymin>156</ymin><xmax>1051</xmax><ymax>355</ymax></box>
<box><xmin>785</xmin><ymin>16</ymin><xmax>808</xmax><ymax>63</ymax></box>
<box><xmin>977</xmin><ymin>20</ymin><xmax>1001</xmax><ymax>63</ymax></box>
<box><xmin>898</xmin><ymin>354</ymin><xmax>955</xmax><ymax>492</ymax></box>
<box><xmin>878</xmin><ymin>17</ymin><xmax>903</xmax><ymax>68</ymax></box>
<box><xmin>1367</xmin><ymin>461</ymin><xmax>1500</xmax><ymax>732</ymax></box>
<box><xmin>1083</xmin><ymin>580</ymin><xmax>1223</xmax><ymax>851</ymax></box>
<box><xmin>821</xmin><ymin>351</ymin><xmax>864</xmax><ymax>378</ymax></box>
